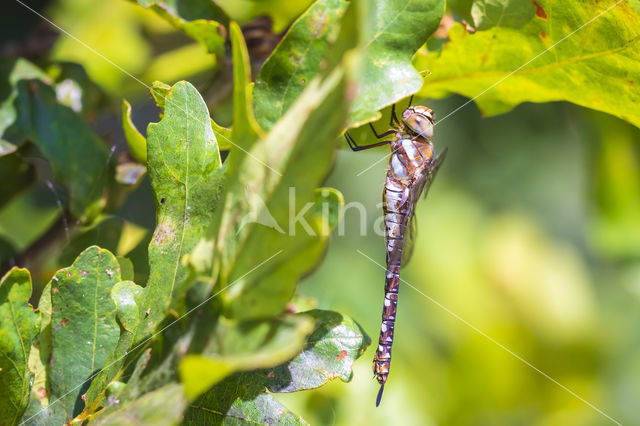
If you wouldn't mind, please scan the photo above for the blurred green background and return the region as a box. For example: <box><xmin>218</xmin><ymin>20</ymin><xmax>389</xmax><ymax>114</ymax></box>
<box><xmin>3</xmin><ymin>0</ymin><xmax>640</xmax><ymax>425</ymax></box>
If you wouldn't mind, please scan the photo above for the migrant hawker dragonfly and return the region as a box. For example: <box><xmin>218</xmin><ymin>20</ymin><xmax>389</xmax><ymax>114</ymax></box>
<box><xmin>346</xmin><ymin>97</ymin><xmax>447</xmax><ymax>406</ymax></box>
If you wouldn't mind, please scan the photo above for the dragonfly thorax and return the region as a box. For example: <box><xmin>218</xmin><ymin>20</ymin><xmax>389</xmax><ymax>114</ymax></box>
<box><xmin>401</xmin><ymin>105</ymin><xmax>434</xmax><ymax>140</ymax></box>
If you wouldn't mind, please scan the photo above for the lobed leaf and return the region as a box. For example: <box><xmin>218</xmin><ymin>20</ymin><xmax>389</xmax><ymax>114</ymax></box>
<box><xmin>0</xmin><ymin>268</ymin><xmax>40</xmax><ymax>425</ymax></box>
<box><xmin>84</xmin><ymin>80</ymin><xmax>224</xmax><ymax>409</ymax></box>
<box><xmin>47</xmin><ymin>246</ymin><xmax>122</xmax><ymax>420</ymax></box>
<box><xmin>416</xmin><ymin>0</ymin><xmax>640</xmax><ymax>127</ymax></box>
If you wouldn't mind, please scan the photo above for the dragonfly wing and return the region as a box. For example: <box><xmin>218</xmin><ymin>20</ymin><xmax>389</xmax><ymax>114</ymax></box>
<box><xmin>401</xmin><ymin>148</ymin><xmax>447</xmax><ymax>267</ymax></box>
<box><xmin>419</xmin><ymin>147</ymin><xmax>448</xmax><ymax>200</ymax></box>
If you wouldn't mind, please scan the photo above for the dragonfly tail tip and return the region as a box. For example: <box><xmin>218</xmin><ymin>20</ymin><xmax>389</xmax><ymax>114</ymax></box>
<box><xmin>376</xmin><ymin>384</ymin><xmax>385</xmax><ymax>407</ymax></box>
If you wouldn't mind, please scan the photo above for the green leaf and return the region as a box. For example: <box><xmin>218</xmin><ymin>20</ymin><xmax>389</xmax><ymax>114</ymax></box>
<box><xmin>470</xmin><ymin>0</ymin><xmax>534</xmax><ymax>30</ymax></box>
<box><xmin>263</xmin><ymin>310</ymin><xmax>370</xmax><ymax>392</ymax></box>
<box><xmin>224</xmin><ymin>188</ymin><xmax>344</xmax><ymax>320</ymax></box>
<box><xmin>416</xmin><ymin>0</ymin><xmax>640</xmax><ymax>127</ymax></box>
<box><xmin>143</xmin><ymin>80</ymin><xmax>223</xmax><ymax>329</ymax></box>
<box><xmin>182</xmin><ymin>310</ymin><xmax>369</xmax><ymax>424</ymax></box>
<box><xmin>21</xmin><ymin>282</ymin><xmax>53</xmax><ymax>425</ymax></box>
<box><xmin>134</xmin><ymin>0</ymin><xmax>227</xmax><ymax>56</ymax></box>
<box><xmin>48</xmin><ymin>246</ymin><xmax>122</xmax><ymax>420</ymax></box>
<box><xmin>215</xmin><ymin>0</ymin><xmax>314</xmax><ymax>32</ymax></box>
<box><xmin>111</xmin><ymin>281</ymin><xmax>145</xmax><ymax>334</ymax></box>
<box><xmin>0</xmin><ymin>151</ymin><xmax>35</xmax><ymax>208</ymax></box>
<box><xmin>122</xmin><ymin>100</ymin><xmax>147</xmax><ymax>163</ymax></box>
<box><xmin>185</xmin><ymin>382</ymin><xmax>308</xmax><ymax>425</ymax></box>
<box><xmin>0</xmin><ymin>182</ymin><xmax>61</xmax><ymax>255</ymax></box>
<box><xmin>0</xmin><ymin>58</ymin><xmax>49</xmax><ymax>156</ymax></box>
<box><xmin>253</xmin><ymin>0</ymin><xmax>350</xmax><ymax>131</ymax></box>
<box><xmin>180</xmin><ymin>314</ymin><xmax>314</xmax><ymax>399</ymax></box>
<box><xmin>58</xmin><ymin>216</ymin><xmax>148</xmax><ymax>267</ymax></box>
<box><xmin>230</xmin><ymin>21</ymin><xmax>263</xmax><ymax>149</ymax></box>
<box><xmin>84</xmin><ymin>81</ymin><xmax>224</xmax><ymax>409</ymax></box>
<box><xmin>150</xmin><ymin>80</ymin><xmax>231</xmax><ymax>149</ymax></box>
<box><xmin>0</xmin><ymin>267</ymin><xmax>40</xmax><ymax>425</ymax></box>
<box><xmin>212</xmin><ymin>68</ymin><xmax>347</xmax><ymax>316</ymax></box>
<box><xmin>347</xmin><ymin>0</ymin><xmax>445</xmax><ymax>125</ymax></box>
<box><xmin>92</xmin><ymin>384</ymin><xmax>187</xmax><ymax>426</ymax></box>
<box><xmin>13</xmin><ymin>79</ymin><xmax>110</xmax><ymax>218</ymax></box>
<box><xmin>150</xmin><ymin>80</ymin><xmax>171</xmax><ymax>112</ymax></box>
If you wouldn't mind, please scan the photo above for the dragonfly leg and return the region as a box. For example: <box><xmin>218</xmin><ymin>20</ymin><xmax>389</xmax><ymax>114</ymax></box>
<box><xmin>345</xmin><ymin>131</ymin><xmax>391</xmax><ymax>152</ymax></box>
<box><xmin>368</xmin><ymin>123</ymin><xmax>396</xmax><ymax>140</ymax></box>
<box><xmin>407</xmin><ymin>95</ymin><xmax>414</xmax><ymax>107</ymax></box>
<box><xmin>390</xmin><ymin>104</ymin><xmax>401</xmax><ymax>128</ymax></box>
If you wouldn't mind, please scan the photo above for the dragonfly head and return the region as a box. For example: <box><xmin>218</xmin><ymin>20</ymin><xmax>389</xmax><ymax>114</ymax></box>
<box><xmin>401</xmin><ymin>106</ymin><xmax>434</xmax><ymax>140</ymax></box>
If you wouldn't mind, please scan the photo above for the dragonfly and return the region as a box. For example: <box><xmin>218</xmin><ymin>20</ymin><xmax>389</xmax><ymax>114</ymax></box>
<box><xmin>346</xmin><ymin>97</ymin><xmax>447</xmax><ymax>406</ymax></box>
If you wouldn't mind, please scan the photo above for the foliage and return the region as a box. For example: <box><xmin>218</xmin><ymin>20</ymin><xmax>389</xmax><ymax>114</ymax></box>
<box><xmin>1</xmin><ymin>0</ymin><xmax>639</xmax><ymax>424</ymax></box>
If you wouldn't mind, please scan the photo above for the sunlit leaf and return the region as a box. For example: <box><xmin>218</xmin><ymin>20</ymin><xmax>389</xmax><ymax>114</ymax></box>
<box><xmin>122</xmin><ymin>99</ymin><xmax>147</xmax><ymax>163</ymax></box>
<box><xmin>84</xmin><ymin>81</ymin><xmax>224</xmax><ymax>409</ymax></box>
<box><xmin>416</xmin><ymin>0</ymin><xmax>640</xmax><ymax>127</ymax></box>
<box><xmin>48</xmin><ymin>246</ymin><xmax>122</xmax><ymax>420</ymax></box>
<box><xmin>0</xmin><ymin>268</ymin><xmax>39</xmax><ymax>425</ymax></box>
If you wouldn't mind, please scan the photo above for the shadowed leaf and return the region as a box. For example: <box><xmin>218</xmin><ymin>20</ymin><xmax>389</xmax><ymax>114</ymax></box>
<box><xmin>134</xmin><ymin>0</ymin><xmax>227</xmax><ymax>56</ymax></box>
<box><xmin>0</xmin><ymin>268</ymin><xmax>39</xmax><ymax>425</ymax></box>
<box><xmin>93</xmin><ymin>384</ymin><xmax>187</xmax><ymax>426</ymax></box>
<box><xmin>253</xmin><ymin>0</ymin><xmax>350</xmax><ymax>131</ymax></box>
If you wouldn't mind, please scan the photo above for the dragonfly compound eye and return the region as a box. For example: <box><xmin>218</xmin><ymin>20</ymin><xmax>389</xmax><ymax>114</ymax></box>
<box><xmin>403</xmin><ymin>112</ymin><xmax>434</xmax><ymax>139</ymax></box>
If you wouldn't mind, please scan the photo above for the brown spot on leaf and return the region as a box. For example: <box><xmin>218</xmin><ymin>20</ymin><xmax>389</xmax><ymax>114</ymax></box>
<box><xmin>61</xmin><ymin>318</ymin><xmax>69</xmax><ymax>327</ymax></box>
<box><xmin>267</xmin><ymin>371</ymin><xmax>275</xmax><ymax>378</ymax></box>
<box><xmin>152</xmin><ymin>219</ymin><xmax>176</xmax><ymax>246</ymax></box>
<box><xmin>336</xmin><ymin>350</ymin><xmax>347</xmax><ymax>360</ymax></box>
<box><xmin>533</xmin><ymin>1</ymin><xmax>548</xmax><ymax>19</ymax></box>
<box><xmin>52</xmin><ymin>287</ymin><xmax>59</xmax><ymax>293</ymax></box>
<box><xmin>36</xmin><ymin>387</ymin><xmax>48</xmax><ymax>399</ymax></box>
<box><xmin>434</xmin><ymin>13</ymin><xmax>454</xmax><ymax>39</ymax></box>
<box><xmin>540</xmin><ymin>31</ymin><xmax>548</xmax><ymax>41</ymax></box>
<box><xmin>309</xmin><ymin>10</ymin><xmax>329</xmax><ymax>37</ymax></box>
